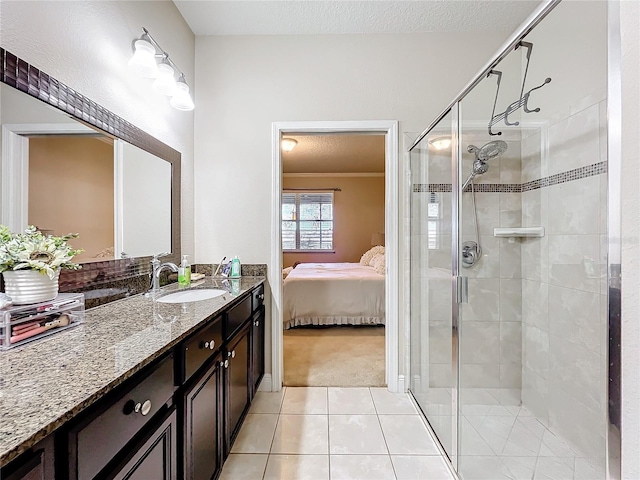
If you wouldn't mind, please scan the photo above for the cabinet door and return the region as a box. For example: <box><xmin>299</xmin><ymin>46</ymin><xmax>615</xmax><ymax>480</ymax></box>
<box><xmin>2</xmin><ymin>453</ymin><xmax>44</xmax><ymax>480</ymax></box>
<box><xmin>1</xmin><ymin>437</ymin><xmax>54</xmax><ymax>480</ymax></box>
<box><xmin>110</xmin><ymin>409</ymin><xmax>177</xmax><ymax>480</ymax></box>
<box><xmin>184</xmin><ymin>356</ymin><xmax>222</xmax><ymax>480</ymax></box>
<box><xmin>224</xmin><ymin>325</ymin><xmax>250</xmax><ymax>455</ymax></box>
<box><xmin>250</xmin><ymin>306</ymin><xmax>265</xmax><ymax>398</ymax></box>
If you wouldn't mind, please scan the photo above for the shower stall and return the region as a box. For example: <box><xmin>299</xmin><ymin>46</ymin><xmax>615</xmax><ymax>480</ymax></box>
<box><xmin>409</xmin><ymin>1</ymin><xmax>620</xmax><ymax>479</ymax></box>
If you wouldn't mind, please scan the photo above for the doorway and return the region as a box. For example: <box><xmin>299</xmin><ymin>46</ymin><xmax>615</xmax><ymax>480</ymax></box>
<box><xmin>270</xmin><ymin>120</ymin><xmax>399</xmax><ymax>392</ymax></box>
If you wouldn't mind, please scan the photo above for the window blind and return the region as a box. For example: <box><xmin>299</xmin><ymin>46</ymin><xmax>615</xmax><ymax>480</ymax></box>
<box><xmin>282</xmin><ymin>192</ymin><xmax>334</xmax><ymax>251</ymax></box>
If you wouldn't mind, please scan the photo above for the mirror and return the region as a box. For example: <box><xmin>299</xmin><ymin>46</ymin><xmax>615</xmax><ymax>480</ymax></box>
<box><xmin>0</xmin><ymin>82</ymin><xmax>174</xmax><ymax>262</ymax></box>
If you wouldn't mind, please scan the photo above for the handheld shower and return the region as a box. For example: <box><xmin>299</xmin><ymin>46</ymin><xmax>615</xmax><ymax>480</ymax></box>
<box><xmin>461</xmin><ymin>140</ymin><xmax>508</xmax><ymax>268</ymax></box>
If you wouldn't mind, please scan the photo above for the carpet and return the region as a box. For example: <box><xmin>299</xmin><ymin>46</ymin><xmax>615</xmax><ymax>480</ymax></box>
<box><xmin>283</xmin><ymin>325</ymin><xmax>386</xmax><ymax>387</ymax></box>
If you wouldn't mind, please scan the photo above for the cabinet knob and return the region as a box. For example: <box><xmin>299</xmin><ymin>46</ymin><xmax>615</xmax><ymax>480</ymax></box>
<box><xmin>202</xmin><ymin>341</ymin><xmax>209</xmax><ymax>349</ymax></box>
<box><xmin>133</xmin><ymin>400</ymin><xmax>152</xmax><ymax>416</ymax></box>
<box><xmin>254</xmin><ymin>320</ymin><xmax>260</xmax><ymax>327</ymax></box>
<box><xmin>257</xmin><ymin>293</ymin><xmax>264</xmax><ymax>300</ymax></box>
<box><xmin>141</xmin><ymin>400</ymin><xmax>152</xmax><ymax>416</ymax></box>
<box><xmin>224</xmin><ymin>359</ymin><xmax>229</xmax><ymax>368</ymax></box>
<box><xmin>209</xmin><ymin>339</ymin><xmax>215</xmax><ymax>350</ymax></box>
<box><xmin>202</xmin><ymin>340</ymin><xmax>215</xmax><ymax>350</ymax></box>
<box><xmin>231</xmin><ymin>350</ymin><xmax>236</xmax><ymax>359</ymax></box>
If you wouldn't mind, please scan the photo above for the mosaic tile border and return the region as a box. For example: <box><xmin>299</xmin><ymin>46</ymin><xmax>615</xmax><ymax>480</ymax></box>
<box><xmin>413</xmin><ymin>161</ymin><xmax>607</xmax><ymax>193</ymax></box>
<box><xmin>521</xmin><ymin>161</ymin><xmax>607</xmax><ymax>192</ymax></box>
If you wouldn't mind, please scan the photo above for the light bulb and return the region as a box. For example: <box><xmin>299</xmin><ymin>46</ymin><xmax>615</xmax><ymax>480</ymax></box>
<box><xmin>128</xmin><ymin>39</ymin><xmax>158</xmax><ymax>78</ymax></box>
<box><xmin>429</xmin><ymin>136</ymin><xmax>452</xmax><ymax>150</ymax></box>
<box><xmin>281</xmin><ymin>138</ymin><xmax>298</xmax><ymax>152</ymax></box>
<box><xmin>170</xmin><ymin>78</ymin><xmax>195</xmax><ymax>111</ymax></box>
<box><xmin>153</xmin><ymin>62</ymin><xmax>177</xmax><ymax>96</ymax></box>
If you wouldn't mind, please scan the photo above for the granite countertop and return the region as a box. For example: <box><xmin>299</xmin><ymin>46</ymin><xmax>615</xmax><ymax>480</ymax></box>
<box><xmin>0</xmin><ymin>276</ymin><xmax>265</xmax><ymax>468</ymax></box>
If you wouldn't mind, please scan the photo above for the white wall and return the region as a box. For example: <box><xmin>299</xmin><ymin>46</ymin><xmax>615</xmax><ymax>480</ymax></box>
<box><xmin>194</xmin><ymin>32</ymin><xmax>507</xmax><ymax>264</ymax></box>
<box><xmin>0</xmin><ymin>0</ymin><xmax>195</xmax><ymax>257</ymax></box>
<box><xmin>620</xmin><ymin>1</ymin><xmax>640</xmax><ymax>478</ymax></box>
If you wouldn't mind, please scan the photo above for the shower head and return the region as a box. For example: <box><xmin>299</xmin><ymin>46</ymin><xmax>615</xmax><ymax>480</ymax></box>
<box><xmin>476</xmin><ymin>140</ymin><xmax>508</xmax><ymax>161</ymax></box>
<box><xmin>462</xmin><ymin>140</ymin><xmax>508</xmax><ymax>191</ymax></box>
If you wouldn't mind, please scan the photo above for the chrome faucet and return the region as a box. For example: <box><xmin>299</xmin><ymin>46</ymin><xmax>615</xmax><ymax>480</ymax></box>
<box><xmin>147</xmin><ymin>252</ymin><xmax>178</xmax><ymax>297</ymax></box>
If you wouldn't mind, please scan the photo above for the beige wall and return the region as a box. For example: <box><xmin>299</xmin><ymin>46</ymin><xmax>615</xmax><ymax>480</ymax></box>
<box><xmin>282</xmin><ymin>176</ymin><xmax>384</xmax><ymax>266</ymax></box>
<box><xmin>28</xmin><ymin>136</ymin><xmax>114</xmax><ymax>261</ymax></box>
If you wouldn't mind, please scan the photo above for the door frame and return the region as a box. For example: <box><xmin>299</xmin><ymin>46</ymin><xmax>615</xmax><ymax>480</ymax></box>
<box><xmin>270</xmin><ymin>120</ymin><xmax>400</xmax><ymax>392</ymax></box>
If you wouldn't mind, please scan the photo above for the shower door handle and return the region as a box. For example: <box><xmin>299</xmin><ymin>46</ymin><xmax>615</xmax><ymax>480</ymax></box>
<box><xmin>456</xmin><ymin>276</ymin><xmax>469</xmax><ymax>304</ymax></box>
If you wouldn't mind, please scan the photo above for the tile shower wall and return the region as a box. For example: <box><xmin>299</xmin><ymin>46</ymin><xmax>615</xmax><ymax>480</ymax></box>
<box><xmin>459</xmin><ymin>142</ymin><xmax>523</xmax><ymax>407</ymax></box>
<box><xmin>411</xmin><ymin>141</ymin><xmax>523</xmax><ymax>404</ymax></box>
<box><xmin>520</xmin><ymin>96</ymin><xmax>607</xmax><ymax>462</ymax></box>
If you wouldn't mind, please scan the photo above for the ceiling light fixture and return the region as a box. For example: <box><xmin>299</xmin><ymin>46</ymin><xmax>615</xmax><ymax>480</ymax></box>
<box><xmin>281</xmin><ymin>138</ymin><xmax>298</xmax><ymax>152</ymax></box>
<box><xmin>129</xmin><ymin>27</ymin><xmax>194</xmax><ymax>111</ymax></box>
<box><xmin>429</xmin><ymin>136</ymin><xmax>452</xmax><ymax>150</ymax></box>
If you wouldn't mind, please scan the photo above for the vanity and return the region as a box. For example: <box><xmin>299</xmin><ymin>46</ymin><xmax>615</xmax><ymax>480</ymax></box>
<box><xmin>0</xmin><ymin>277</ymin><xmax>266</xmax><ymax>480</ymax></box>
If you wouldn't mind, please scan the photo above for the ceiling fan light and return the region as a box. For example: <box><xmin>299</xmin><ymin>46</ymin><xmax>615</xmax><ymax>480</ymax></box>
<box><xmin>128</xmin><ymin>39</ymin><xmax>159</xmax><ymax>78</ymax></box>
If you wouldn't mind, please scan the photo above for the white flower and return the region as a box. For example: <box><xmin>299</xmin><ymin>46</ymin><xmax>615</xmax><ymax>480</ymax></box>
<box><xmin>0</xmin><ymin>225</ymin><xmax>83</xmax><ymax>276</ymax></box>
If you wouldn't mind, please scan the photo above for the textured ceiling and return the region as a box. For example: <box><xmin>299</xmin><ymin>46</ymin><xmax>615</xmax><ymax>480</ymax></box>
<box><xmin>174</xmin><ymin>1</ymin><xmax>541</xmax><ymax>36</ymax></box>
<box><xmin>282</xmin><ymin>134</ymin><xmax>385</xmax><ymax>174</ymax></box>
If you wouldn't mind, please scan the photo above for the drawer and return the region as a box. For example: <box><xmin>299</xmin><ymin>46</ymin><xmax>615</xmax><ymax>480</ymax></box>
<box><xmin>180</xmin><ymin>316</ymin><xmax>222</xmax><ymax>383</ymax></box>
<box><xmin>252</xmin><ymin>284</ymin><xmax>265</xmax><ymax>312</ymax></box>
<box><xmin>70</xmin><ymin>355</ymin><xmax>174</xmax><ymax>480</ymax></box>
<box><xmin>225</xmin><ymin>295</ymin><xmax>251</xmax><ymax>340</ymax></box>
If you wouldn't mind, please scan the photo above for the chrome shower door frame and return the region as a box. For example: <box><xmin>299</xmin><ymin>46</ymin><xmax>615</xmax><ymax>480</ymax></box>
<box><xmin>407</xmin><ymin>0</ymin><xmax>621</xmax><ymax>477</ymax></box>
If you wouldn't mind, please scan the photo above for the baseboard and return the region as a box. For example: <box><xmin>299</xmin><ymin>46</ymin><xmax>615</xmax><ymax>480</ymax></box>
<box><xmin>257</xmin><ymin>374</ymin><xmax>273</xmax><ymax>392</ymax></box>
<box><xmin>397</xmin><ymin>374</ymin><xmax>406</xmax><ymax>393</ymax></box>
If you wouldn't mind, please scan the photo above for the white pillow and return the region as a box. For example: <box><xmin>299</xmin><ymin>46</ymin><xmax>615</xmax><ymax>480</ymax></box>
<box><xmin>282</xmin><ymin>266</ymin><xmax>293</xmax><ymax>279</ymax></box>
<box><xmin>372</xmin><ymin>254</ymin><xmax>386</xmax><ymax>275</ymax></box>
<box><xmin>360</xmin><ymin>246</ymin><xmax>385</xmax><ymax>265</ymax></box>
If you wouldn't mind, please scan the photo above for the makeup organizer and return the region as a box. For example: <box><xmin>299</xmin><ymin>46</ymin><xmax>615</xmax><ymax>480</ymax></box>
<box><xmin>0</xmin><ymin>293</ymin><xmax>85</xmax><ymax>350</ymax></box>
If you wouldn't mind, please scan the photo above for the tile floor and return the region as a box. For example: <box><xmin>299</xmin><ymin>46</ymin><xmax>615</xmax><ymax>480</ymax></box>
<box><xmin>220</xmin><ymin>387</ymin><xmax>455</xmax><ymax>480</ymax></box>
<box><xmin>457</xmin><ymin>405</ymin><xmax>606</xmax><ymax>480</ymax></box>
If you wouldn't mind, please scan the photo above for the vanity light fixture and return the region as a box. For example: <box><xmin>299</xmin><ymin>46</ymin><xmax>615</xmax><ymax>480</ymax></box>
<box><xmin>129</xmin><ymin>27</ymin><xmax>194</xmax><ymax>111</ymax></box>
<box><xmin>281</xmin><ymin>138</ymin><xmax>298</xmax><ymax>152</ymax></box>
<box><xmin>429</xmin><ymin>136</ymin><xmax>452</xmax><ymax>150</ymax></box>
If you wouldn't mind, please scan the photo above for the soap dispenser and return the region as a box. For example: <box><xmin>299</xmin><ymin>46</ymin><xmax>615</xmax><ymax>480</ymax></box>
<box><xmin>230</xmin><ymin>256</ymin><xmax>241</xmax><ymax>278</ymax></box>
<box><xmin>178</xmin><ymin>254</ymin><xmax>191</xmax><ymax>286</ymax></box>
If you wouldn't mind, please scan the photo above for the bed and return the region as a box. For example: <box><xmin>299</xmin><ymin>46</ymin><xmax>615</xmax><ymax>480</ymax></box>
<box><xmin>283</xmin><ymin>262</ymin><xmax>385</xmax><ymax>329</ymax></box>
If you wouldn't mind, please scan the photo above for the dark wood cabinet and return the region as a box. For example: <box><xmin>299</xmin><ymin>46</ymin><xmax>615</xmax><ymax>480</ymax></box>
<box><xmin>183</xmin><ymin>354</ymin><xmax>222</xmax><ymax>480</ymax></box>
<box><xmin>68</xmin><ymin>356</ymin><xmax>174</xmax><ymax>480</ymax></box>
<box><xmin>250</xmin><ymin>306</ymin><xmax>265</xmax><ymax>398</ymax></box>
<box><xmin>224</xmin><ymin>324</ymin><xmax>250</xmax><ymax>456</ymax></box>
<box><xmin>1</xmin><ymin>437</ymin><xmax>54</xmax><ymax>480</ymax></box>
<box><xmin>108</xmin><ymin>409</ymin><xmax>177</xmax><ymax>480</ymax></box>
<box><xmin>1</xmin><ymin>284</ymin><xmax>266</xmax><ymax>480</ymax></box>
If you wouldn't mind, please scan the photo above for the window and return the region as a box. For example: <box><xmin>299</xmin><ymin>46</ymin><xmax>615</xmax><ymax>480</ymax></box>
<box><xmin>282</xmin><ymin>192</ymin><xmax>334</xmax><ymax>251</ymax></box>
<box><xmin>427</xmin><ymin>192</ymin><xmax>440</xmax><ymax>250</ymax></box>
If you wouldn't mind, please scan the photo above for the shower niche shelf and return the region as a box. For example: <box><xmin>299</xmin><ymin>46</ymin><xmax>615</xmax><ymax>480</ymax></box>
<box><xmin>493</xmin><ymin>226</ymin><xmax>545</xmax><ymax>238</ymax></box>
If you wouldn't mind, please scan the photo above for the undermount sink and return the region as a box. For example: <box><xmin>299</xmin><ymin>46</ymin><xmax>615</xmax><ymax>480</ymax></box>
<box><xmin>157</xmin><ymin>289</ymin><xmax>227</xmax><ymax>304</ymax></box>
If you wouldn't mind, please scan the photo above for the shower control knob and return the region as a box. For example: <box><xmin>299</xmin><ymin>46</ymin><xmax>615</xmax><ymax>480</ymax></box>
<box><xmin>461</xmin><ymin>241</ymin><xmax>481</xmax><ymax>268</ymax></box>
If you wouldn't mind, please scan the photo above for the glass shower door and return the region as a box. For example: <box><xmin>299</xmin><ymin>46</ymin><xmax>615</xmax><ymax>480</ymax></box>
<box><xmin>409</xmin><ymin>110</ymin><xmax>456</xmax><ymax>461</ymax></box>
